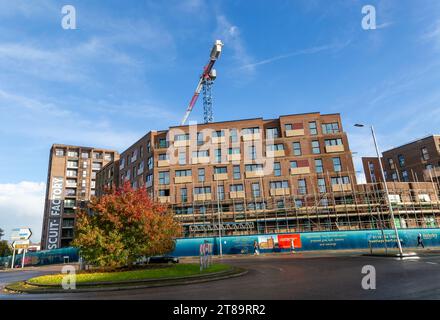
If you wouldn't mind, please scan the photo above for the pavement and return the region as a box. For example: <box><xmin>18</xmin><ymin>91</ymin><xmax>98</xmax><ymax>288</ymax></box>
<box><xmin>2</xmin><ymin>249</ymin><xmax>440</xmax><ymax>299</ymax></box>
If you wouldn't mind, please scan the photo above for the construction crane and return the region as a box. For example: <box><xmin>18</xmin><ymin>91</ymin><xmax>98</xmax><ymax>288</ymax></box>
<box><xmin>181</xmin><ymin>40</ymin><xmax>224</xmax><ymax>125</ymax></box>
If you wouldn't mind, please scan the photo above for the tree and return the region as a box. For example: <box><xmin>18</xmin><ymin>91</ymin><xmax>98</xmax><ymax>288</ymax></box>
<box><xmin>0</xmin><ymin>228</ymin><xmax>4</xmax><ymax>240</ymax></box>
<box><xmin>0</xmin><ymin>241</ymin><xmax>12</xmax><ymax>257</ymax></box>
<box><xmin>72</xmin><ymin>182</ymin><xmax>182</xmax><ymax>268</ymax></box>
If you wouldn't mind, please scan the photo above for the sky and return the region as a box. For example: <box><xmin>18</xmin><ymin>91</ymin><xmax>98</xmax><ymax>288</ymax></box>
<box><xmin>0</xmin><ymin>0</ymin><xmax>439</xmax><ymax>242</ymax></box>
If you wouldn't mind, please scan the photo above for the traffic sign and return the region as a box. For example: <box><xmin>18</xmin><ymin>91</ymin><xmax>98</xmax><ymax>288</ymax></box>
<box><xmin>10</xmin><ymin>228</ymin><xmax>32</xmax><ymax>241</ymax></box>
<box><xmin>13</xmin><ymin>239</ymin><xmax>30</xmax><ymax>249</ymax></box>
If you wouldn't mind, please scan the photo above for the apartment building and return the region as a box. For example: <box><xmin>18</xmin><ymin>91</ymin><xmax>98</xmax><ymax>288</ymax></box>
<box><xmin>98</xmin><ymin>112</ymin><xmax>359</xmax><ymax>237</ymax></box>
<box><xmin>362</xmin><ymin>135</ymin><xmax>440</xmax><ymax>184</ymax></box>
<box><xmin>41</xmin><ymin>144</ymin><xmax>119</xmax><ymax>249</ymax></box>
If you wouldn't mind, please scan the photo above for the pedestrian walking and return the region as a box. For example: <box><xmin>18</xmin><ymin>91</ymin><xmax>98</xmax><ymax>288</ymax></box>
<box><xmin>290</xmin><ymin>238</ymin><xmax>295</xmax><ymax>253</ymax></box>
<box><xmin>417</xmin><ymin>233</ymin><xmax>425</xmax><ymax>248</ymax></box>
<box><xmin>253</xmin><ymin>240</ymin><xmax>260</xmax><ymax>256</ymax></box>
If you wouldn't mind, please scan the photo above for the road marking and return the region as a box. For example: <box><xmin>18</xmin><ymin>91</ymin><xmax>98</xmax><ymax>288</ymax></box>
<box><xmin>426</xmin><ymin>262</ymin><xmax>438</xmax><ymax>265</ymax></box>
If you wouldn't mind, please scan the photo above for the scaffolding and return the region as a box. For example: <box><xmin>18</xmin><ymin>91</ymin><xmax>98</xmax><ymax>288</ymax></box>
<box><xmin>163</xmin><ymin>171</ymin><xmax>440</xmax><ymax>238</ymax></box>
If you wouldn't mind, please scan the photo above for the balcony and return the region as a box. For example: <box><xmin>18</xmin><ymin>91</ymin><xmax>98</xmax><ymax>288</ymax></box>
<box><xmin>242</xmin><ymin>133</ymin><xmax>261</xmax><ymax>141</ymax></box>
<box><xmin>174</xmin><ymin>176</ymin><xmax>193</xmax><ymax>184</ymax></box>
<box><xmin>227</xmin><ymin>154</ymin><xmax>241</xmax><ymax>161</ymax></box>
<box><xmin>266</xmin><ymin>150</ymin><xmax>285</xmax><ymax>158</ymax></box>
<box><xmin>325</xmin><ymin>145</ymin><xmax>345</xmax><ymax>153</ymax></box>
<box><xmin>285</xmin><ymin>129</ymin><xmax>305</xmax><ymax>137</ymax></box>
<box><xmin>214</xmin><ymin>173</ymin><xmax>228</xmax><ymax>181</ymax></box>
<box><xmin>211</xmin><ymin>136</ymin><xmax>226</xmax><ymax>144</ymax></box>
<box><xmin>290</xmin><ymin>167</ymin><xmax>311</xmax><ymax>175</ymax></box>
<box><xmin>245</xmin><ymin>170</ymin><xmax>264</xmax><ymax>178</ymax></box>
<box><xmin>158</xmin><ymin>196</ymin><xmax>170</xmax><ymax>203</ymax></box>
<box><xmin>192</xmin><ymin>156</ymin><xmax>210</xmax><ymax>165</ymax></box>
<box><xmin>174</xmin><ymin>140</ymin><xmax>190</xmax><ymax>147</ymax></box>
<box><xmin>158</xmin><ymin>160</ymin><xmax>170</xmax><ymax>167</ymax></box>
<box><xmin>331</xmin><ymin>184</ymin><xmax>352</xmax><ymax>192</ymax></box>
<box><xmin>270</xmin><ymin>188</ymin><xmax>290</xmax><ymax>196</ymax></box>
<box><xmin>230</xmin><ymin>191</ymin><xmax>245</xmax><ymax>199</ymax></box>
<box><xmin>194</xmin><ymin>193</ymin><xmax>212</xmax><ymax>201</ymax></box>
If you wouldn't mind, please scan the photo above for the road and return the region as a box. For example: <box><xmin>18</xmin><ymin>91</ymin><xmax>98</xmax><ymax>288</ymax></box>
<box><xmin>2</xmin><ymin>252</ymin><xmax>440</xmax><ymax>299</ymax></box>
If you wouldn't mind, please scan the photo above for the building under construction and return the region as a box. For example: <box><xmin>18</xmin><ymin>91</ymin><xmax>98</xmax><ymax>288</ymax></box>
<box><xmin>96</xmin><ymin>112</ymin><xmax>440</xmax><ymax>239</ymax></box>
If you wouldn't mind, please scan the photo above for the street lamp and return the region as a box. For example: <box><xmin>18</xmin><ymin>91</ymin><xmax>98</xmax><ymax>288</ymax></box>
<box><xmin>354</xmin><ymin>123</ymin><xmax>403</xmax><ymax>256</ymax></box>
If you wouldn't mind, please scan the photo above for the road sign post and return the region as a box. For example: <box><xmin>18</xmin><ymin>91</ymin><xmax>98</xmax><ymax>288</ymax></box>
<box><xmin>10</xmin><ymin>228</ymin><xmax>32</xmax><ymax>269</ymax></box>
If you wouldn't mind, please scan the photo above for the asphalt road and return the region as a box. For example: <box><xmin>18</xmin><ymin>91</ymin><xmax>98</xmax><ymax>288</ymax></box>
<box><xmin>2</xmin><ymin>252</ymin><xmax>440</xmax><ymax>300</ymax></box>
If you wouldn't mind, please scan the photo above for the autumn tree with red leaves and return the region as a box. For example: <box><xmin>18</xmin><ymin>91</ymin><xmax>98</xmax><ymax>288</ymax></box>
<box><xmin>72</xmin><ymin>182</ymin><xmax>182</xmax><ymax>268</ymax></box>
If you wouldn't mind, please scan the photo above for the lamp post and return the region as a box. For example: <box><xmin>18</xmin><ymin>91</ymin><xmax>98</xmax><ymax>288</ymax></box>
<box><xmin>354</xmin><ymin>124</ymin><xmax>403</xmax><ymax>256</ymax></box>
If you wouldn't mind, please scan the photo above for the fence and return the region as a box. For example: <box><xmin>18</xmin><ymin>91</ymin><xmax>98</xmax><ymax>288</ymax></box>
<box><xmin>0</xmin><ymin>247</ymin><xmax>79</xmax><ymax>268</ymax></box>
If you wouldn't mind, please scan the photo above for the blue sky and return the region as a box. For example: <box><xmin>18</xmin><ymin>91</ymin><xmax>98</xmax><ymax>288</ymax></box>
<box><xmin>0</xmin><ymin>0</ymin><xmax>439</xmax><ymax>242</ymax></box>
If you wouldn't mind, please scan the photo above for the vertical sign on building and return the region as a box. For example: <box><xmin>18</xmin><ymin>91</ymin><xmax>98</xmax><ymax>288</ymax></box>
<box><xmin>46</xmin><ymin>177</ymin><xmax>64</xmax><ymax>250</ymax></box>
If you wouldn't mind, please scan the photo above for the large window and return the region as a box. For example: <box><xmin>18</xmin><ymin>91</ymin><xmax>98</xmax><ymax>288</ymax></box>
<box><xmin>159</xmin><ymin>171</ymin><xmax>170</xmax><ymax>185</ymax></box>
<box><xmin>233</xmin><ymin>165</ymin><xmax>241</xmax><ymax>179</ymax></box>
<box><xmin>266</xmin><ymin>128</ymin><xmax>279</xmax><ymax>139</ymax></box>
<box><xmin>267</xmin><ymin>144</ymin><xmax>284</xmax><ymax>151</ymax></box>
<box><xmin>245</xmin><ymin>164</ymin><xmax>263</xmax><ymax>172</ymax></box>
<box><xmin>242</xmin><ymin>127</ymin><xmax>260</xmax><ymax>135</ymax></box>
<box><xmin>315</xmin><ymin>159</ymin><xmax>323</xmax><ymax>173</ymax></box>
<box><xmin>178</xmin><ymin>151</ymin><xmax>186</xmax><ymax>165</ymax></box>
<box><xmin>324</xmin><ymin>138</ymin><xmax>343</xmax><ymax>146</ymax></box>
<box><xmin>421</xmin><ymin>147</ymin><xmax>430</xmax><ymax>161</ymax></box>
<box><xmin>230</xmin><ymin>184</ymin><xmax>244</xmax><ymax>192</ymax></box>
<box><xmin>270</xmin><ymin>181</ymin><xmax>288</xmax><ymax>189</ymax></box>
<box><xmin>228</xmin><ymin>147</ymin><xmax>240</xmax><ymax>155</ymax></box>
<box><xmin>230</xmin><ymin>129</ymin><xmax>238</xmax><ymax>143</ymax></box>
<box><xmin>309</xmin><ymin>121</ymin><xmax>318</xmax><ymax>135</ymax></box>
<box><xmin>332</xmin><ymin>157</ymin><xmax>342</xmax><ymax>172</ymax></box>
<box><xmin>175</xmin><ymin>134</ymin><xmax>190</xmax><ymax>141</ymax></box>
<box><xmin>214</xmin><ymin>167</ymin><xmax>227</xmax><ymax>174</ymax></box>
<box><xmin>251</xmin><ymin>183</ymin><xmax>261</xmax><ymax>197</ymax></box>
<box><xmin>312</xmin><ymin>141</ymin><xmax>321</xmax><ymax>154</ymax></box>
<box><xmin>398</xmin><ymin>154</ymin><xmax>405</xmax><ymax>167</ymax></box>
<box><xmin>194</xmin><ymin>187</ymin><xmax>211</xmax><ymax>194</ymax></box>
<box><xmin>215</xmin><ymin>149</ymin><xmax>222</xmax><ymax>163</ymax></box>
<box><xmin>292</xmin><ymin>142</ymin><xmax>302</xmax><ymax>156</ymax></box>
<box><xmin>198</xmin><ymin>168</ymin><xmax>205</xmax><ymax>182</ymax></box>
<box><xmin>298</xmin><ymin>179</ymin><xmax>307</xmax><ymax>195</ymax></box>
<box><xmin>181</xmin><ymin>188</ymin><xmax>188</xmax><ymax>203</ymax></box>
<box><xmin>318</xmin><ymin>178</ymin><xmax>326</xmax><ymax>193</ymax></box>
<box><xmin>402</xmin><ymin>170</ymin><xmax>409</xmax><ymax>182</ymax></box>
<box><xmin>217</xmin><ymin>185</ymin><xmax>225</xmax><ymax>200</ymax></box>
<box><xmin>248</xmin><ymin>145</ymin><xmax>257</xmax><ymax>160</ymax></box>
<box><xmin>175</xmin><ymin>169</ymin><xmax>192</xmax><ymax>177</ymax></box>
<box><xmin>322</xmin><ymin>122</ymin><xmax>340</xmax><ymax>134</ymax></box>
<box><xmin>331</xmin><ymin>176</ymin><xmax>350</xmax><ymax>185</ymax></box>
<box><xmin>274</xmin><ymin>162</ymin><xmax>281</xmax><ymax>176</ymax></box>
<box><xmin>212</xmin><ymin>130</ymin><xmax>225</xmax><ymax>138</ymax></box>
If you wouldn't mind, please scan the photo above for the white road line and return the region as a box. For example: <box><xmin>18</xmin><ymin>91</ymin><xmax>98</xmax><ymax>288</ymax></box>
<box><xmin>426</xmin><ymin>262</ymin><xmax>438</xmax><ymax>265</ymax></box>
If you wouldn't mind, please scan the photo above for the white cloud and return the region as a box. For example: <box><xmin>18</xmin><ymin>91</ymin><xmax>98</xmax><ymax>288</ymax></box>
<box><xmin>0</xmin><ymin>181</ymin><xmax>45</xmax><ymax>243</ymax></box>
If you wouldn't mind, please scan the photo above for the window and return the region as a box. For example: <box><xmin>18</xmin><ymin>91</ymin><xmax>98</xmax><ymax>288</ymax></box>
<box><xmin>67</xmin><ymin>151</ymin><xmax>78</xmax><ymax>157</ymax></box>
<box><xmin>251</xmin><ymin>183</ymin><xmax>261</xmax><ymax>197</ymax></box>
<box><xmin>230</xmin><ymin>129</ymin><xmax>238</xmax><ymax>143</ymax></box>
<box><xmin>175</xmin><ymin>169</ymin><xmax>191</xmax><ymax>177</ymax></box>
<box><xmin>277</xmin><ymin>200</ymin><xmax>285</xmax><ymax>209</ymax></box>
<box><xmin>159</xmin><ymin>153</ymin><xmax>169</xmax><ymax>160</ymax></box>
<box><xmin>146</xmin><ymin>174</ymin><xmax>153</xmax><ymax>185</ymax></box>
<box><xmin>315</xmin><ymin>159</ymin><xmax>323</xmax><ymax>173</ymax></box>
<box><xmin>388</xmin><ymin>158</ymin><xmax>395</xmax><ymax>169</ymax></box>
<box><xmin>94</xmin><ymin>152</ymin><xmax>103</xmax><ymax>160</ymax></box>
<box><xmin>66</xmin><ymin>170</ymin><xmax>77</xmax><ymax>177</ymax></box>
<box><xmin>178</xmin><ymin>151</ymin><xmax>186</xmax><ymax>165</ymax></box>
<box><xmin>104</xmin><ymin>153</ymin><xmax>113</xmax><ymax>161</ymax></box>
<box><xmin>290</xmin><ymin>161</ymin><xmax>298</xmax><ymax>168</ymax></box>
<box><xmin>332</xmin><ymin>157</ymin><xmax>342</xmax><ymax>172</ymax></box>
<box><xmin>228</xmin><ymin>148</ymin><xmax>240</xmax><ymax>155</ymax></box>
<box><xmin>148</xmin><ymin>157</ymin><xmax>153</xmax><ymax>170</ymax></box>
<box><xmin>193</xmin><ymin>150</ymin><xmax>209</xmax><ymax>158</ymax></box>
<box><xmin>318</xmin><ymin>178</ymin><xmax>326</xmax><ymax>193</ymax></box>
<box><xmin>65</xmin><ymin>188</ymin><xmax>76</xmax><ymax>196</ymax></box>
<box><xmin>285</xmin><ymin>124</ymin><xmax>292</xmax><ymax>131</ymax></box>
<box><xmin>309</xmin><ymin>121</ymin><xmax>318</xmax><ymax>135</ymax></box>
<box><xmin>230</xmin><ymin>184</ymin><xmax>244</xmax><ymax>192</ymax></box>
<box><xmin>398</xmin><ymin>155</ymin><xmax>405</xmax><ymax>167</ymax></box>
<box><xmin>181</xmin><ymin>188</ymin><xmax>188</xmax><ymax>203</ymax></box>
<box><xmin>266</xmin><ymin>128</ymin><xmax>279</xmax><ymax>139</ymax></box>
<box><xmin>233</xmin><ymin>165</ymin><xmax>241</xmax><ymax>179</ymax></box>
<box><xmin>217</xmin><ymin>185</ymin><xmax>225</xmax><ymax>200</ymax></box>
<box><xmin>194</xmin><ymin>187</ymin><xmax>211</xmax><ymax>194</ymax></box>
<box><xmin>214</xmin><ymin>167</ymin><xmax>227</xmax><ymax>174</ymax></box>
<box><xmin>322</xmin><ymin>122</ymin><xmax>340</xmax><ymax>134</ymax></box>
<box><xmin>140</xmin><ymin>146</ymin><xmax>144</xmax><ymax>158</ymax></box>
<box><xmin>67</xmin><ymin>160</ymin><xmax>78</xmax><ymax>168</ymax></box>
<box><xmin>159</xmin><ymin>138</ymin><xmax>167</xmax><ymax>148</ymax></box>
<box><xmin>274</xmin><ymin>162</ymin><xmax>281</xmax><ymax>176</ymax></box>
<box><xmin>92</xmin><ymin>162</ymin><xmax>102</xmax><ymax>171</ymax></box>
<box><xmin>147</xmin><ymin>141</ymin><xmax>151</xmax><ymax>153</ymax></box>
<box><xmin>159</xmin><ymin>189</ymin><xmax>170</xmax><ymax>197</ymax></box>
<box><xmin>245</xmin><ymin>164</ymin><xmax>264</xmax><ymax>172</ymax></box>
<box><xmin>312</xmin><ymin>140</ymin><xmax>321</xmax><ymax>154</ymax></box>
<box><xmin>198</xmin><ymin>168</ymin><xmax>205</xmax><ymax>182</ymax></box>
<box><xmin>391</xmin><ymin>172</ymin><xmax>398</xmax><ymax>181</ymax></box>
<box><xmin>266</xmin><ymin>144</ymin><xmax>284</xmax><ymax>151</ymax></box>
<box><xmin>292</xmin><ymin>142</ymin><xmax>301</xmax><ymax>156</ymax></box>
<box><xmin>324</xmin><ymin>138</ymin><xmax>343</xmax><ymax>146</ymax></box>
<box><xmin>421</xmin><ymin>147</ymin><xmax>429</xmax><ymax>161</ymax></box>
<box><xmin>175</xmin><ymin>134</ymin><xmax>189</xmax><ymax>141</ymax></box>
<box><xmin>298</xmin><ymin>179</ymin><xmax>307</xmax><ymax>195</ymax></box>
<box><xmin>248</xmin><ymin>145</ymin><xmax>257</xmax><ymax>160</ymax></box>
<box><xmin>270</xmin><ymin>181</ymin><xmax>288</xmax><ymax>189</ymax></box>
<box><xmin>331</xmin><ymin>176</ymin><xmax>350</xmax><ymax>185</ymax></box>
<box><xmin>402</xmin><ymin>170</ymin><xmax>409</xmax><ymax>182</ymax></box>
<box><xmin>426</xmin><ymin>164</ymin><xmax>433</xmax><ymax>170</ymax></box>
<box><xmin>215</xmin><ymin>149</ymin><xmax>222</xmax><ymax>163</ymax></box>
<box><xmin>242</xmin><ymin>127</ymin><xmax>260</xmax><ymax>135</ymax></box>
<box><xmin>197</xmin><ymin>132</ymin><xmax>204</xmax><ymax>145</ymax></box>
<box><xmin>212</xmin><ymin>130</ymin><xmax>225</xmax><ymax>138</ymax></box>
<box><xmin>55</xmin><ymin>149</ymin><xmax>64</xmax><ymax>156</ymax></box>
<box><xmin>159</xmin><ymin>171</ymin><xmax>170</xmax><ymax>185</ymax></box>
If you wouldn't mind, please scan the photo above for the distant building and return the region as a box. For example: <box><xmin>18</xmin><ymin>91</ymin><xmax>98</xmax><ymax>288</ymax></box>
<box><xmin>40</xmin><ymin>144</ymin><xmax>119</xmax><ymax>249</ymax></box>
<box><xmin>362</xmin><ymin>135</ymin><xmax>440</xmax><ymax>184</ymax></box>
